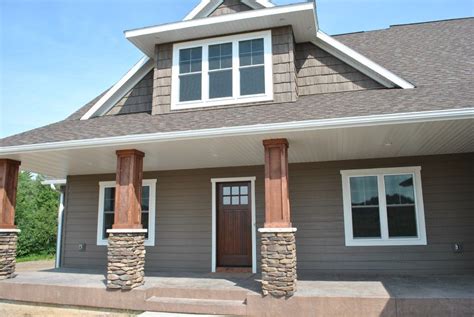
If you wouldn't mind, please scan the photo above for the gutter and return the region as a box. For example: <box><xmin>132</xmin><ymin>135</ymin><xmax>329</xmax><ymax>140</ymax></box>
<box><xmin>1</xmin><ymin>108</ymin><xmax>473</xmax><ymax>155</ymax></box>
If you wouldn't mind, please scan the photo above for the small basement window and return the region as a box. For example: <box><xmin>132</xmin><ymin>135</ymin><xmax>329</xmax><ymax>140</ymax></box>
<box><xmin>340</xmin><ymin>167</ymin><xmax>427</xmax><ymax>246</ymax></box>
<box><xmin>96</xmin><ymin>179</ymin><xmax>156</xmax><ymax>246</ymax></box>
<box><xmin>171</xmin><ymin>30</ymin><xmax>273</xmax><ymax>110</ymax></box>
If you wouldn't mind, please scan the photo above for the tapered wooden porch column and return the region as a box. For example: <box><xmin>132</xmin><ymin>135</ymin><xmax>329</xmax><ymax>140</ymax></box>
<box><xmin>0</xmin><ymin>159</ymin><xmax>21</xmax><ymax>280</ymax></box>
<box><xmin>107</xmin><ymin>149</ymin><xmax>147</xmax><ymax>290</ymax></box>
<box><xmin>259</xmin><ymin>139</ymin><xmax>297</xmax><ymax>297</ymax></box>
<box><xmin>113</xmin><ymin>149</ymin><xmax>145</xmax><ymax>229</ymax></box>
<box><xmin>263</xmin><ymin>139</ymin><xmax>291</xmax><ymax>228</ymax></box>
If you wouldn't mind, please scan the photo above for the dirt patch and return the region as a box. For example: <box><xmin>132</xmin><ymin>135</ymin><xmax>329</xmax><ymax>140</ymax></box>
<box><xmin>16</xmin><ymin>260</ymin><xmax>55</xmax><ymax>272</ymax></box>
<box><xmin>0</xmin><ymin>301</ymin><xmax>137</xmax><ymax>316</ymax></box>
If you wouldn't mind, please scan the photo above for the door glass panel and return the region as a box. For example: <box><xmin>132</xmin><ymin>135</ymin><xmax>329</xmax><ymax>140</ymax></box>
<box><xmin>385</xmin><ymin>174</ymin><xmax>417</xmax><ymax>237</ymax></box>
<box><xmin>232</xmin><ymin>186</ymin><xmax>239</xmax><ymax>195</ymax></box>
<box><xmin>240</xmin><ymin>195</ymin><xmax>248</xmax><ymax>205</ymax></box>
<box><xmin>223</xmin><ymin>197</ymin><xmax>231</xmax><ymax>205</ymax></box>
<box><xmin>232</xmin><ymin>196</ymin><xmax>240</xmax><ymax>205</ymax></box>
<box><xmin>350</xmin><ymin>176</ymin><xmax>381</xmax><ymax>238</ymax></box>
<box><xmin>240</xmin><ymin>186</ymin><xmax>248</xmax><ymax>195</ymax></box>
<box><xmin>223</xmin><ymin>187</ymin><xmax>231</xmax><ymax>195</ymax></box>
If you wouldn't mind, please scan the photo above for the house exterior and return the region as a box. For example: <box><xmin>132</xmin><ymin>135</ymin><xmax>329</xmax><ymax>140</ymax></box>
<box><xmin>0</xmin><ymin>0</ymin><xmax>473</xmax><ymax>299</ymax></box>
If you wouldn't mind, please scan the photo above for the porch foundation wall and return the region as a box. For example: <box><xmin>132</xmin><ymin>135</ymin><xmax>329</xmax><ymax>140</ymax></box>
<box><xmin>260</xmin><ymin>229</ymin><xmax>297</xmax><ymax>297</ymax></box>
<box><xmin>0</xmin><ymin>232</ymin><xmax>18</xmax><ymax>280</ymax></box>
<box><xmin>107</xmin><ymin>232</ymin><xmax>146</xmax><ymax>290</ymax></box>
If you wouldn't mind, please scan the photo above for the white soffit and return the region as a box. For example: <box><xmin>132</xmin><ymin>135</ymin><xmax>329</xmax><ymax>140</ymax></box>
<box><xmin>80</xmin><ymin>57</ymin><xmax>154</xmax><ymax>120</ymax></box>
<box><xmin>2</xmin><ymin>117</ymin><xmax>473</xmax><ymax>178</ymax></box>
<box><xmin>313</xmin><ymin>31</ymin><xmax>415</xmax><ymax>89</ymax></box>
<box><xmin>183</xmin><ymin>0</ymin><xmax>275</xmax><ymax>21</ymax></box>
<box><xmin>125</xmin><ymin>2</ymin><xmax>317</xmax><ymax>58</ymax></box>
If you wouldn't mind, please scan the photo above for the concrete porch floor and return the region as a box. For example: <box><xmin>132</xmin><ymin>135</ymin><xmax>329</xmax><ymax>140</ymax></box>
<box><xmin>0</xmin><ymin>268</ymin><xmax>473</xmax><ymax>316</ymax></box>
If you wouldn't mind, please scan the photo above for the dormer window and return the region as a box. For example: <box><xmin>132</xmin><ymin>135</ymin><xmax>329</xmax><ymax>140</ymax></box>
<box><xmin>171</xmin><ymin>30</ymin><xmax>273</xmax><ymax>110</ymax></box>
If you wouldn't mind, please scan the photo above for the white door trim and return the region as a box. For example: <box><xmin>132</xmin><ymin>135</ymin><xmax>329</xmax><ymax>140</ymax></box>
<box><xmin>211</xmin><ymin>176</ymin><xmax>257</xmax><ymax>273</ymax></box>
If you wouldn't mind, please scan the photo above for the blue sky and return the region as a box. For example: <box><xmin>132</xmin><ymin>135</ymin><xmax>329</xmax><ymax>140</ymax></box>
<box><xmin>1</xmin><ymin>0</ymin><xmax>472</xmax><ymax>138</ymax></box>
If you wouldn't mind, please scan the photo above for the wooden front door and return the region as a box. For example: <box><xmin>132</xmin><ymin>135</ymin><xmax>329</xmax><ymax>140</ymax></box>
<box><xmin>217</xmin><ymin>182</ymin><xmax>252</xmax><ymax>267</ymax></box>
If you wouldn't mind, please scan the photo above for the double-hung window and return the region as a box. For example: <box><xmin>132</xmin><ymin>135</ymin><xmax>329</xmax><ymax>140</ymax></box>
<box><xmin>172</xmin><ymin>30</ymin><xmax>273</xmax><ymax>110</ymax></box>
<box><xmin>97</xmin><ymin>179</ymin><xmax>156</xmax><ymax>246</ymax></box>
<box><xmin>341</xmin><ymin>167</ymin><xmax>427</xmax><ymax>246</ymax></box>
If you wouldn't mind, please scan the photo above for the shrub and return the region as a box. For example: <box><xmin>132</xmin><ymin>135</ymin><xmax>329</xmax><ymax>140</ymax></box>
<box><xmin>15</xmin><ymin>172</ymin><xmax>59</xmax><ymax>257</ymax></box>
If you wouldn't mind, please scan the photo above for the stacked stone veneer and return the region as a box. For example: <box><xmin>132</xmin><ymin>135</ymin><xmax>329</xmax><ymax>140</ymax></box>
<box><xmin>0</xmin><ymin>232</ymin><xmax>18</xmax><ymax>280</ymax></box>
<box><xmin>260</xmin><ymin>230</ymin><xmax>297</xmax><ymax>297</ymax></box>
<box><xmin>107</xmin><ymin>232</ymin><xmax>146</xmax><ymax>290</ymax></box>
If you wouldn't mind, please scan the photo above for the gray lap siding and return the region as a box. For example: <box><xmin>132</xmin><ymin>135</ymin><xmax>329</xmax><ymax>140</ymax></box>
<box><xmin>61</xmin><ymin>153</ymin><xmax>473</xmax><ymax>274</ymax></box>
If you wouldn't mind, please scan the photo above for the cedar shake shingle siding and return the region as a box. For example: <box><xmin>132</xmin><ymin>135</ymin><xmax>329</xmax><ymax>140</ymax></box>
<box><xmin>152</xmin><ymin>44</ymin><xmax>173</xmax><ymax>115</ymax></box>
<box><xmin>295</xmin><ymin>43</ymin><xmax>383</xmax><ymax>95</ymax></box>
<box><xmin>272</xmin><ymin>26</ymin><xmax>298</xmax><ymax>103</ymax></box>
<box><xmin>209</xmin><ymin>0</ymin><xmax>252</xmax><ymax>17</ymax></box>
<box><xmin>2</xmin><ymin>19</ymin><xmax>473</xmax><ymax>147</ymax></box>
<box><xmin>61</xmin><ymin>153</ymin><xmax>474</xmax><ymax>274</ymax></box>
<box><xmin>106</xmin><ymin>71</ymin><xmax>153</xmax><ymax>115</ymax></box>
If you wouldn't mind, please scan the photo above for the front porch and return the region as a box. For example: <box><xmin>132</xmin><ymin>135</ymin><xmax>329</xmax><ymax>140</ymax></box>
<box><xmin>1</xmin><ymin>268</ymin><xmax>473</xmax><ymax>316</ymax></box>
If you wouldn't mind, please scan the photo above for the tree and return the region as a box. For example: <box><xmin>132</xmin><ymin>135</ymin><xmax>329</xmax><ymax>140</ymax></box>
<box><xmin>15</xmin><ymin>171</ymin><xmax>59</xmax><ymax>257</ymax></box>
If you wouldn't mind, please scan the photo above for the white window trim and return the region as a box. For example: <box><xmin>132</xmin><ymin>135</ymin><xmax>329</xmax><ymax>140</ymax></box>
<box><xmin>96</xmin><ymin>179</ymin><xmax>157</xmax><ymax>247</ymax></box>
<box><xmin>171</xmin><ymin>30</ymin><xmax>273</xmax><ymax>110</ymax></box>
<box><xmin>341</xmin><ymin>166</ymin><xmax>427</xmax><ymax>246</ymax></box>
<box><xmin>211</xmin><ymin>177</ymin><xmax>257</xmax><ymax>273</ymax></box>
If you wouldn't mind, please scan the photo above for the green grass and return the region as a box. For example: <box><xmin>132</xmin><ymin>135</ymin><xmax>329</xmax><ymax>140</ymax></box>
<box><xmin>17</xmin><ymin>253</ymin><xmax>55</xmax><ymax>263</ymax></box>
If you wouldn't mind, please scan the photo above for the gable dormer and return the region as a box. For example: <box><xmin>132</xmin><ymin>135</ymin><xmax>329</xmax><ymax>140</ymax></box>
<box><xmin>81</xmin><ymin>1</ymin><xmax>413</xmax><ymax>120</ymax></box>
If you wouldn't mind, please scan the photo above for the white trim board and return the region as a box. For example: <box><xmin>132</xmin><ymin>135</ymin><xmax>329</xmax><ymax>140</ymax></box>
<box><xmin>183</xmin><ymin>0</ymin><xmax>274</xmax><ymax>21</ymax></box>
<box><xmin>313</xmin><ymin>31</ymin><xmax>415</xmax><ymax>89</ymax></box>
<box><xmin>211</xmin><ymin>177</ymin><xmax>257</xmax><ymax>273</ymax></box>
<box><xmin>2</xmin><ymin>108</ymin><xmax>473</xmax><ymax>155</ymax></box>
<box><xmin>80</xmin><ymin>57</ymin><xmax>154</xmax><ymax>120</ymax></box>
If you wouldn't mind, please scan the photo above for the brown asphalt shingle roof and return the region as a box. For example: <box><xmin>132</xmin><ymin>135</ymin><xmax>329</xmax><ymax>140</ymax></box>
<box><xmin>2</xmin><ymin>18</ymin><xmax>473</xmax><ymax>147</ymax></box>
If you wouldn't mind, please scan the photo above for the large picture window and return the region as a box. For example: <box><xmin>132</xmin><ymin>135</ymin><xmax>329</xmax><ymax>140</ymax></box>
<box><xmin>172</xmin><ymin>30</ymin><xmax>273</xmax><ymax>110</ymax></box>
<box><xmin>341</xmin><ymin>167</ymin><xmax>426</xmax><ymax>246</ymax></box>
<box><xmin>97</xmin><ymin>179</ymin><xmax>156</xmax><ymax>246</ymax></box>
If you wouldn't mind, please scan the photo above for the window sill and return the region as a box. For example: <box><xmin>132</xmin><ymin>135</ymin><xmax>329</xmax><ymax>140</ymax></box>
<box><xmin>171</xmin><ymin>94</ymin><xmax>273</xmax><ymax>111</ymax></box>
<box><xmin>97</xmin><ymin>240</ymin><xmax>155</xmax><ymax>247</ymax></box>
<box><xmin>345</xmin><ymin>237</ymin><xmax>427</xmax><ymax>247</ymax></box>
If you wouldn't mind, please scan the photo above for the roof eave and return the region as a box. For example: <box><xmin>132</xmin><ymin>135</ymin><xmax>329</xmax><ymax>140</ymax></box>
<box><xmin>4</xmin><ymin>108</ymin><xmax>473</xmax><ymax>156</ymax></box>
<box><xmin>125</xmin><ymin>2</ymin><xmax>317</xmax><ymax>58</ymax></box>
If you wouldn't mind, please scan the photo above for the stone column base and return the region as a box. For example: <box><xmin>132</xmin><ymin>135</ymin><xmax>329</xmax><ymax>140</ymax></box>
<box><xmin>259</xmin><ymin>228</ymin><xmax>297</xmax><ymax>297</ymax></box>
<box><xmin>0</xmin><ymin>230</ymin><xmax>20</xmax><ymax>280</ymax></box>
<box><xmin>107</xmin><ymin>229</ymin><xmax>146</xmax><ymax>290</ymax></box>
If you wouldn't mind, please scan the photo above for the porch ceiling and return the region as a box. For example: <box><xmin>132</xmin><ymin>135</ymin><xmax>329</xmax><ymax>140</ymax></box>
<box><xmin>1</xmin><ymin>119</ymin><xmax>473</xmax><ymax>178</ymax></box>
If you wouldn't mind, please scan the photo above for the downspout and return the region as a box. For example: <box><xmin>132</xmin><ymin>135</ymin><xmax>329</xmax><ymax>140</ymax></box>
<box><xmin>42</xmin><ymin>179</ymin><xmax>67</xmax><ymax>268</ymax></box>
<box><xmin>55</xmin><ymin>186</ymin><xmax>65</xmax><ymax>268</ymax></box>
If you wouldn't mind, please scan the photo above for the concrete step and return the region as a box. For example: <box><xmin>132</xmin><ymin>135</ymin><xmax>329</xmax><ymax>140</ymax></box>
<box><xmin>146</xmin><ymin>296</ymin><xmax>247</xmax><ymax>316</ymax></box>
<box><xmin>147</xmin><ymin>287</ymin><xmax>249</xmax><ymax>301</ymax></box>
